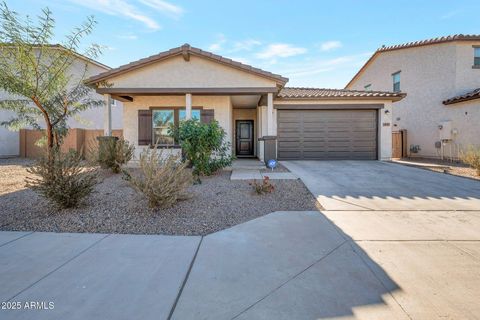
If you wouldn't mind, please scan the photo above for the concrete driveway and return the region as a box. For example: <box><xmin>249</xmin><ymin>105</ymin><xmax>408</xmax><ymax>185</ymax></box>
<box><xmin>2</xmin><ymin>161</ymin><xmax>480</xmax><ymax>319</ymax></box>
<box><xmin>2</xmin><ymin>209</ymin><xmax>480</xmax><ymax>319</ymax></box>
<box><xmin>282</xmin><ymin>160</ymin><xmax>480</xmax><ymax>210</ymax></box>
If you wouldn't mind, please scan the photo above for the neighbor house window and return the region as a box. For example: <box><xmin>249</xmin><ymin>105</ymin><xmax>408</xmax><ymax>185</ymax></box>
<box><xmin>152</xmin><ymin>108</ymin><xmax>202</xmax><ymax>145</ymax></box>
<box><xmin>364</xmin><ymin>84</ymin><xmax>372</xmax><ymax>91</ymax></box>
<box><xmin>152</xmin><ymin>109</ymin><xmax>174</xmax><ymax>145</ymax></box>
<box><xmin>392</xmin><ymin>72</ymin><xmax>401</xmax><ymax>92</ymax></box>
<box><xmin>474</xmin><ymin>47</ymin><xmax>480</xmax><ymax>67</ymax></box>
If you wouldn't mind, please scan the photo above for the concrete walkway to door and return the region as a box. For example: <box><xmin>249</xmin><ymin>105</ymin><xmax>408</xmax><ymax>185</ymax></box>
<box><xmin>282</xmin><ymin>160</ymin><xmax>480</xmax><ymax>210</ymax></box>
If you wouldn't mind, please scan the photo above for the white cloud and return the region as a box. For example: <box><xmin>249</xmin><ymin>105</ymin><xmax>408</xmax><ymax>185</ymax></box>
<box><xmin>440</xmin><ymin>9</ymin><xmax>462</xmax><ymax>20</ymax></box>
<box><xmin>319</xmin><ymin>41</ymin><xmax>342</xmax><ymax>52</ymax></box>
<box><xmin>68</xmin><ymin>0</ymin><xmax>161</xmax><ymax>30</ymax></box>
<box><xmin>256</xmin><ymin>43</ymin><xmax>307</xmax><ymax>59</ymax></box>
<box><xmin>231</xmin><ymin>39</ymin><xmax>261</xmax><ymax>52</ymax></box>
<box><xmin>138</xmin><ymin>0</ymin><xmax>184</xmax><ymax>19</ymax></box>
<box><xmin>208</xmin><ymin>34</ymin><xmax>227</xmax><ymax>52</ymax></box>
<box><xmin>267</xmin><ymin>52</ymin><xmax>372</xmax><ymax>88</ymax></box>
<box><xmin>117</xmin><ymin>33</ymin><xmax>138</xmax><ymax>40</ymax></box>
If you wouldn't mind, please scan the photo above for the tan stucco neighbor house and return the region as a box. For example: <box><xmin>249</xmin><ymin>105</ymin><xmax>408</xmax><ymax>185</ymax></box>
<box><xmin>85</xmin><ymin>44</ymin><xmax>404</xmax><ymax>162</ymax></box>
<box><xmin>0</xmin><ymin>45</ymin><xmax>123</xmax><ymax>157</ymax></box>
<box><xmin>346</xmin><ymin>34</ymin><xmax>480</xmax><ymax>159</ymax></box>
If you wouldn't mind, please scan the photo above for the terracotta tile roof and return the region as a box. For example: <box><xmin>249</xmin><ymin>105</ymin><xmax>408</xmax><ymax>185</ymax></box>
<box><xmin>278</xmin><ymin>87</ymin><xmax>406</xmax><ymax>101</ymax></box>
<box><xmin>346</xmin><ymin>34</ymin><xmax>480</xmax><ymax>89</ymax></box>
<box><xmin>443</xmin><ymin>88</ymin><xmax>480</xmax><ymax>105</ymax></box>
<box><xmin>85</xmin><ymin>43</ymin><xmax>288</xmax><ymax>85</ymax></box>
<box><xmin>377</xmin><ymin>34</ymin><xmax>480</xmax><ymax>53</ymax></box>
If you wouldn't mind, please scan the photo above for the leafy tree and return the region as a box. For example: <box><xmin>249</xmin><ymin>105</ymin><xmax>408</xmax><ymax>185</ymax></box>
<box><xmin>0</xmin><ymin>2</ymin><xmax>103</xmax><ymax>150</ymax></box>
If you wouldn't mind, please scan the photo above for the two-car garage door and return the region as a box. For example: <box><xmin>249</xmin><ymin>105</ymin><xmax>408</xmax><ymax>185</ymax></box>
<box><xmin>277</xmin><ymin>109</ymin><xmax>378</xmax><ymax>160</ymax></box>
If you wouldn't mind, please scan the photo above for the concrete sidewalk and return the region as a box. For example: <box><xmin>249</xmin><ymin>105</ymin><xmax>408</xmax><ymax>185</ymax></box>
<box><xmin>2</xmin><ymin>209</ymin><xmax>480</xmax><ymax>319</ymax></box>
<box><xmin>0</xmin><ymin>232</ymin><xmax>200</xmax><ymax>320</ymax></box>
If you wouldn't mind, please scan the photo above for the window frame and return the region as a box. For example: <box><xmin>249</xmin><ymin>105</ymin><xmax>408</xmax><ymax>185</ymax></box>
<box><xmin>392</xmin><ymin>71</ymin><xmax>401</xmax><ymax>92</ymax></box>
<box><xmin>150</xmin><ymin>106</ymin><xmax>203</xmax><ymax>147</ymax></box>
<box><xmin>474</xmin><ymin>46</ymin><xmax>480</xmax><ymax>68</ymax></box>
<box><xmin>152</xmin><ymin>109</ymin><xmax>175</xmax><ymax>146</ymax></box>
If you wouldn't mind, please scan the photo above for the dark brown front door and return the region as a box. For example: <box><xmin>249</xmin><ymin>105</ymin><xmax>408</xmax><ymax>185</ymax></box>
<box><xmin>236</xmin><ymin>120</ymin><xmax>254</xmax><ymax>156</ymax></box>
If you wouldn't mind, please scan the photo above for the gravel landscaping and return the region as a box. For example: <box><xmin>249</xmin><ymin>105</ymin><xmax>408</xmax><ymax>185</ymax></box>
<box><xmin>0</xmin><ymin>158</ymin><xmax>322</xmax><ymax>236</ymax></box>
<box><xmin>396</xmin><ymin>157</ymin><xmax>480</xmax><ymax>181</ymax></box>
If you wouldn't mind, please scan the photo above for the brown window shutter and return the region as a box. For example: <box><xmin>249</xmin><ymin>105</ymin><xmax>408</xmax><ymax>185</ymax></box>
<box><xmin>200</xmin><ymin>109</ymin><xmax>215</xmax><ymax>124</ymax></box>
<box><xmin>138</xmin><ymin>110</ymin><xmax>152</xmax><ymax>145</ymax></box>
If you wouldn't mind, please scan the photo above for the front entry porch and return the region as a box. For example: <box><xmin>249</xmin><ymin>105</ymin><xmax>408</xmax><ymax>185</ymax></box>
<box><xmin>101</xmin><ymin>90</ymin><xmax>277</xmax><ymax>162</ymax></box>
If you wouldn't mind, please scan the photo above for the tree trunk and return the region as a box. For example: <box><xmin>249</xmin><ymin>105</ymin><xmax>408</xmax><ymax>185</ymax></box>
<box><xmin>32</xmin><ymin>97</ymin><xmax>55</xmax><ymax>152</ymax></box>
<box><xmin>45</xmin><ymin>121</ymin><xmax>54</xmax><ymax>151</ymax></box>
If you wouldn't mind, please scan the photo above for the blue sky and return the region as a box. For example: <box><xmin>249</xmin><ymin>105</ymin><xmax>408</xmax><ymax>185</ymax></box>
<box><xmin>7</xmin><ymin>0</ymin><xmax>480</xmax><ymax>88</ymax></box>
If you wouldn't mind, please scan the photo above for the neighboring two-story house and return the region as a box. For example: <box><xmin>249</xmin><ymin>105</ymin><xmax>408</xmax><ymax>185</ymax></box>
<box><xmin>346</xmin><ymin>34</ymin><xmax>480</xmax><ymax>159</ymax></box>
<box><xmin>0</xmin><ymin>45</ymin><xmax>123</xmax><ymax>157</ymax></box>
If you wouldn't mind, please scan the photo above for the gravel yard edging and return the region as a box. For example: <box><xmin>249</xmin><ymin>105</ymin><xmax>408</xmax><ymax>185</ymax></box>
<box><xmin>0</xmin><ymin>159</ymin><xmax>322</xmax><ymax>236</ymax></box>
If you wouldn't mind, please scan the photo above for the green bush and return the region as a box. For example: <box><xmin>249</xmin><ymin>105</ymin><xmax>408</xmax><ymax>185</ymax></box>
<box><xmin>91</xmin><ymin>137</ymin><xmax>134</xmax><ymax>173</ymax></box>
<box><xmin>127</xmin><ymin>148</ymin><xmax>193</xmax><ymax>208</ymax></box>
<box><xmin>26</xmin><ymin>149</ymin><xmax>97</xmax><ymax>208</ymax></box>
<box><xmin>169</xmin><ymin>119</ymin><xmax>234</xmax><ymax>176</ymax></box>
<box><xmin>461</xmin><ymin>146</ymin><xmax>480</xmax><ymax>176</ymax></box>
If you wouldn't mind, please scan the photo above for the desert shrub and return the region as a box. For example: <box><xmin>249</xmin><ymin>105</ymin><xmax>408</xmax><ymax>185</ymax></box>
<box><xmin>169</xmin><ymin>119</ymin><xmax>234</xmax><ymax>176</ymax></box>
<box><xmin>250</xmin><ymin>176</ymin><xmax>275</xmax><ymax>195</ymax></box>
<box><xmin>128</xmin><ymin>148</ymin><xmax>193</xmax><ymax>208</ymax></box>
<box><xmin>90</xmin><ymin>137</ymin><xmax>134</xmax><ymax>173</ymax></box>
<box><xmin>26</xmin><ymin>149</ymin><xmax>97</xmax><ymax>208</ymax></box>
<box><xmin>461</xmin><ymin>146</ymin><xmax>480</xmax><ymax>176</ymax></box>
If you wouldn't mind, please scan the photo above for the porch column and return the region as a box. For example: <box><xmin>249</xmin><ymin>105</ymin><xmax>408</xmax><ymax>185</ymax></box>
<box><xmin>267</xmin><ymin>92</ymin><xmax>274</xmax><ymax>135</ymax></box>
<box><xmin>185</xmin><ymin>93</ymin><xmax>192</xmax><ymax>120</ymax></box>
<box><xmin>104</xmin><ymin>94</ymin><xmax>112</xmax><ymax>136</ymax></box>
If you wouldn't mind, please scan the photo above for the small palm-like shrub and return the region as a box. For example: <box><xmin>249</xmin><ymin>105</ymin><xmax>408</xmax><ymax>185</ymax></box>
<box><xmin>250</xmin><ymin>176</ymin><xmax>275</xmax><ymax>195</ymax></box>
<box><xmin>91</xmin><ymin>137</ymin><xmax>134</xmax><ymax>173</ymax></box>
<box><xmin>127</xmin><ymin>148</ymin><xmax>193</xmax><ymax>208</ymax></box>
<box><xmin>461</xmin><ymin>146</ymin><xmax>480</xmax><ymax>176</ymax></box>
<box><xmin>26</xmin><ymin>149</ymin><xmax>97</xmax><ymax>208</ymax></box>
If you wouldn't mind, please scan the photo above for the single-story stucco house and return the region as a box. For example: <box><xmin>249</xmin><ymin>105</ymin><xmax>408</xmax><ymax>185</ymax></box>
<box><xmin>85</xmin><ymin>44</ymin><xmax>405</xmax><ymax>162</ymax></box>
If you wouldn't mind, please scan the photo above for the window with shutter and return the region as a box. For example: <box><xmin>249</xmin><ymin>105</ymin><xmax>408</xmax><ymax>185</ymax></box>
<box><xmin>138</xmin><ymin>110</ymin><xmax>152</xmax><ymax>145</ymax></box>
<box><xmin>200</xmin><ymin>109</ymin><xmax>215</xmax><ymax>123</ymax></box>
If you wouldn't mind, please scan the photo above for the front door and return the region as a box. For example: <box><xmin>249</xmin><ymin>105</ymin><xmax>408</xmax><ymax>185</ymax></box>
<box><xmin>236</xmin><ymin>120</ymin><xmax>254</xmax><ymax>156</ymax></box>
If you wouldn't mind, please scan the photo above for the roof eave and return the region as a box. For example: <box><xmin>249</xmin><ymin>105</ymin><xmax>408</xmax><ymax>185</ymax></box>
<box><xmin>276</xmin><ymin>94</ymin><xmax>406</xmax><ymax>102</ymax></box>
<box><xmin>443</xmin><ymin>96</ymin><xmax>480</xmax><ymax>105</ymax></box>
<box><xmin>84</xmin><ymin>45</ymin><xmax>288</xmax><ymax>86</ymax></box>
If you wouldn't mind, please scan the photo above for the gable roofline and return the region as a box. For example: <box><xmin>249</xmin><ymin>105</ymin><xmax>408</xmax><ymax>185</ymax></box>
<box><xmin>0</xmin><ymin>43</ymin><xmax>111</xmax><ymax>70</ymax></box>
<box><xmin>54</xmin><ymin>45</ymin><xmax>111</xmax><ymax>70</ymax></box>
<box><xmin>345</xmin><ymin>34</ymin><xmax>480</xmax><ymax>89</ymax></box>
<box><xmin>84</xmin><ymin>43</ymin><xmax>289</xmax><ymax>86</ymax></box>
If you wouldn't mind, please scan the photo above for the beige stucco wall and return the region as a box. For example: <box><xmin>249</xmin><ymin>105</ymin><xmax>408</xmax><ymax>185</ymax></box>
<box><xmin>347</xmin><ymin>41</ymin><xmax>480</xmax><ymax>158</ymax></box>
<box><xmin>67</xmin><ymin>60</ymin><xmax>123</xmax><ymax>130</ymax></box>
<box><xmin>105</xmin><ymin>55</ymin><xmax>278</xmax><ymax>89</ymax></box>
<box><xmin>273</xmin><ymin>98</ymin><xmax>394</xmax><ymax>161</ymax></box>
<box><xmin>123</xmin><ymin>95</ymin><xmax>232</xmax><ymax>159</ymax></box>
